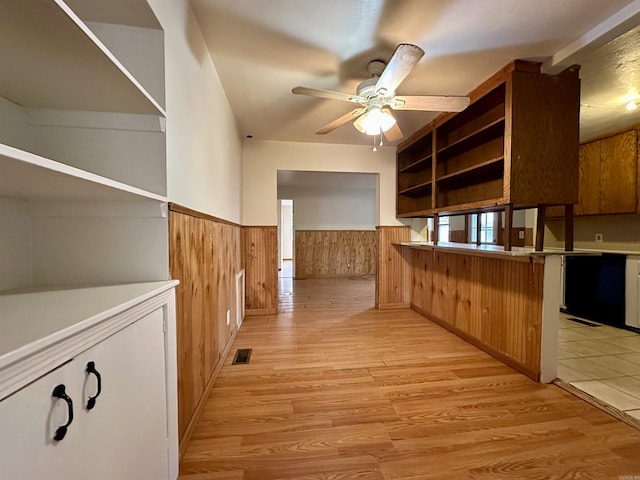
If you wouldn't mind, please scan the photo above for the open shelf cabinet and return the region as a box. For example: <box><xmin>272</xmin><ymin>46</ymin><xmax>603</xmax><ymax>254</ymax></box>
<box><xmin>396</xmin><ymin>60</ymin><xmax>580</xmax><ymax>222</ymax></box>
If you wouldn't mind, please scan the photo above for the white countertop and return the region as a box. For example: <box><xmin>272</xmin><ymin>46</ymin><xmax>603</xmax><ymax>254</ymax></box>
<box><xmin>0</xmin><ymin>281</ymin><xmax>178</xmax><ymax>362</ymax></box>
<box><xmin>397</xmin><ymin>242</ymin><xmax>601</xmax><ymax>258</ymax></box>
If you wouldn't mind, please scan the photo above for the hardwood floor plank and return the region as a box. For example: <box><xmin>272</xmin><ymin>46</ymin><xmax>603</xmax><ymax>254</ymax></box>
<box><xmin>179</xmin><ymin>277</ymin><xmax>640</xmax><ymax>479</ymax></box>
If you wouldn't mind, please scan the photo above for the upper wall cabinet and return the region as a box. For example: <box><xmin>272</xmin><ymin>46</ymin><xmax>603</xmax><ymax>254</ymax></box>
<box><xmin>547</xmin><ymin>129</ymin><xmax>638</xmax><ymax>217</ymax></box>
<box><xmin>397</xmin><ymin>60</ymin><xmax>581</xmax><ymax>217</ymax></box>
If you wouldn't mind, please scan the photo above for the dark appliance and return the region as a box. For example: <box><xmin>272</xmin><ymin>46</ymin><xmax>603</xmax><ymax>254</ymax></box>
<box><xmin>564</xmin><ymin>253</ymin><xmax>626</xmax><ymax>328</ymax></box>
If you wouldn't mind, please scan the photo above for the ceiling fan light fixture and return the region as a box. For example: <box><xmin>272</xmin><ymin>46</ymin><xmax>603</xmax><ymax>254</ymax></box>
<box><xmin>353</xmin><ymin>106</ymin><xmax>396</xmax><ymax>135</ymax></box>
<box><xmin>626</xmin><ymin>100</ymin><xmax>638</xmax><ymax>111</ymax></box>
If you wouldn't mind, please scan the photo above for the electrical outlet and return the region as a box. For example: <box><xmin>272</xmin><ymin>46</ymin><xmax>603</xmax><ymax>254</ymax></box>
<box><xmin>595</xmin><ymin>233</ymin><xmax>604</xmax><ymax>243</ymax></box>
<box><xmin>518</xmin><ymin>230</ymin><xmax>525</xmax><ymax>239</ymax></box>
<box><xmin>226</xmin><ymin>309</ymin><xmax>230</xmax><ymax>326</ymax></box>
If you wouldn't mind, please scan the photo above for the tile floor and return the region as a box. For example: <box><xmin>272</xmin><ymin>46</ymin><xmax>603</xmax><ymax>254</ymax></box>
<box><xmin>558</xmin><ymin>312</ymin><xmax>640</xmax><ymax>421</ymax></box>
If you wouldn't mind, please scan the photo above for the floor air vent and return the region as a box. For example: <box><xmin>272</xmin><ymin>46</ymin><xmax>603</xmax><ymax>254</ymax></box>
<box><xmin>232</xmin><ymin>348</ymin><xmax>252</xmax><ymax>365</ymax></box>
<box><xmin>567</xmin><ymin>317</ymin><xmax>601</xmax><ymax>327</ymax></box>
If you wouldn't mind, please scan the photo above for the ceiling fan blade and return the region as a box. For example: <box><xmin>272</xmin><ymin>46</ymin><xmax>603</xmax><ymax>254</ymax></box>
<box><xmin>374</xmin><ymin>43</ymin><xmax>425</xmax><ymax>97</ymax></box>
<box><xmin>391</xmin><ymin>95</ymin><xmax>470</xmax><ymax>112</ymax></box>
<box><xmin>381</xmin><ymin>109</ymin><xmax>403</xmax><ymax>142</ymax></box>
<box><xmin>292</xmin><ymin>86</ymin><xmax>362</xmax><ymax>103</ymax></box>
<box><xmin>315</xmin><ymin>108</ymin><xmax>366</xmax><ymax>135</ymax></box>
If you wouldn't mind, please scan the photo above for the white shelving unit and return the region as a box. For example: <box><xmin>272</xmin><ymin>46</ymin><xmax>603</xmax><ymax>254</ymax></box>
<box><xmin>0</xmin><ymin>1</ymin><xmax>178</xmax><ymax>478</ymax></box>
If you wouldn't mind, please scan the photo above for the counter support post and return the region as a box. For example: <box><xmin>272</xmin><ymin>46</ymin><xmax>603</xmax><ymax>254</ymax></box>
<box><xmin>535</xmin><ymin>207</ymin><xmax>546</xmax><ymax>251</ymax></box>
<box><xmin>564</xmin><ymin>204</ymin><xmax>574</xmax><ymax>252</ymax></box>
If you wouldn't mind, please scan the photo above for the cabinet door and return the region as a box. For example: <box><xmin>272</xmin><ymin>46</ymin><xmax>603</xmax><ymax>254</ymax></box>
<box><xmin>576</xmin><ymin>140</ymin><xmax>601</xmax><ymax>215</ymax></box>
<box><xmin>0</xmin><ymin>360</ymin><xmax>81</xmax><ymax>479</ymax></box>
<box><xmin>73</xmin><ymin>308</ymin><xmax>168</xmax><ymax>480</ymax></box>
<box><xmin>600</xmin><ymin>130</ymin><xmax>638</xmax><ymax>214</ymax></box>
<box><xmin>0</xmin><ymin>309</ymin><xmax>168</xmax><ymax>480</ymax></box>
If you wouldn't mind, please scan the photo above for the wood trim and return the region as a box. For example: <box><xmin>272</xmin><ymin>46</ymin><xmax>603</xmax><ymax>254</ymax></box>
<box><xmin>246</xmin><ymin>308</ymin><xmax>277</xmax><ymax>316</ymax></box>
<box><xmin>411</xmin><ymin>303</ymin><xmax>538</xmax><ymax>380</ymax></box>
<box><xmin>375</xmin><ymin>226</ymin><xmax>411</xmax><ymax>309</ymax></box>
<box><xmin>243</xmin><ymin>226</ymin><xmax>278</xmax><ymax>314</ymax></box>
<box><xmin>168</xmin><ymin>203</ymin><xmax>241</xmax><ymax>228</ymax></box>
<box><xmin>377</xmin><ymin>303</ymin><xmax>411</xmax><ymax>310</ymax></box>
<box><xmin>178</xmin><ymin>324</ymin><xmax>240</xmax><ymax>458</ymax></box>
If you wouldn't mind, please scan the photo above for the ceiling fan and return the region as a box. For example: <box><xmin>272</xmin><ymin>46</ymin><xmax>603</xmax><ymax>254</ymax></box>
<box><xmin>292</xmin><ymin>43</ymin><xmax>470</xmax><ymax>142</ymax></box>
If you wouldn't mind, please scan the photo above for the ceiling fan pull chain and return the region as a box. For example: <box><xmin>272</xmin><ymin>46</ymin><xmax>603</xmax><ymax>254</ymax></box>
<box><xmin>372</xmin><ymin>134</ymin><xmax>377</xmax><ymax>152</ymax></box>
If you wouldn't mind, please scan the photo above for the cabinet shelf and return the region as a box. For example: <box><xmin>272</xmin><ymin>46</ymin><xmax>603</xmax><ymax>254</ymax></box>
<box><xmin>436</xmin><ymin>156</ymin><xmax>505</xmax><ymax>184</ymax></box>
<box><xmin>399</xmin><ymin>155</ymin><xmax>432</xmax><ymax>173</ymax></box>
<box><xmin>0</xmin><ymin>143</ymin><xmax>166</xmax><ymax>203</ymax></box>
<box><xmin>399</xmin><ymin>181</ymin><xmax>433</xmax><ymax>197</ymax></box>
<box><xmin>437</xmin><ymin>117</ymin><xmax>505</xmax><ymax>159</ymax></box>
<box><xmin>0</xmin><ymin>0</ymin><xmax>165</xmax><ymax>115</ymax></box>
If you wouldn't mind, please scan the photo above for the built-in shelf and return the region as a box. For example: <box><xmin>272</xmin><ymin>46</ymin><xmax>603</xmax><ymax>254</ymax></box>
<box><xmin>437</xmin><ymin>117</ymin><xmax>505</xmax><ymax>158</ymax></box>
<box><xmin>0</xmin><ymin>0</ymin><xmax>164</xmax><ymax>115</ymax></box>
<box><xmin>399</xmin><ymin>155</ymin><xmax>432</xmax><ymax>173</ymax></box>
<box><xmin>0</xmin><ymin>143</ymin><xmax>167</xmax><ymax>203</ymax></box>
<box><xmin>436</xmin><ymin>156</ymin><xmax>505</xmax><ymax>184</ymax></box>
<box><xmin>399</xmin><ymin>181</ymin><xmax>432</xmax><ymax>197</ymax></box>
<box><xmin>395</xmin><ymin>60</ymin><xmax>580</xmax><ymax>251</ymax></box>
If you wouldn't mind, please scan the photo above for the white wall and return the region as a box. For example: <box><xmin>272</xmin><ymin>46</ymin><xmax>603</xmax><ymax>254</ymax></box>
<box><xmin>148</xmin><ymin>0</ymin><xmax>242</xmax><ymax>223</ymax></box>
<box><xmin>244</xmin><ymin>140</ymin><xmax>402</xmax><ymax>227</ymax></box>
<box><xmin>278</xmin><ymin>185</ymin><xmax>376</xmax><ymax>231</ymax></box>
<box><xmin>0</xmin><ymin>198</ymin><xmax>32</xmax><ymax>291</ymax></box>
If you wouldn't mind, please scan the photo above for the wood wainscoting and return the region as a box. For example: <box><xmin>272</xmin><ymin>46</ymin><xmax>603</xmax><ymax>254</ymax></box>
<box><xmin>375</xmin><ymin>226</ymin><xmax>411</xmax><ymax>309</ymax></box>
<box><xmin>168</xmin><ymin>204</ymin><xmax>242</xmax><ymax>455</ymax></box>
<box><xmin>410</xmin><ymin>248</ymin><xmax>544</xmax><ymax>379</ymax></box>
<box><xmin>243</xmin><ymin>226</ymin><xmax>278</xmax><ymax>315</ymax></box>
<box><xmin>294</xmin><ymin>230</ymin><xmax>376</xmax><ymax>278</ymax></box>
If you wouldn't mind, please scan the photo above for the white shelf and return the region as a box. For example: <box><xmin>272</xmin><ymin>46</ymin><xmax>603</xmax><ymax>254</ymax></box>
<box><xmin>0</xmin><ymin>0</ymin><xmax>165</xmax><ymax>115</ymax></box>
<box><xmin>0</xmin><ymin>281</ymin><xmax>178</xmax><ymax>400</ymax></box>
<box><xmin>0</xmin><ymin>143</ymin><xmax>167</xmax><ymax>203</ymax></box>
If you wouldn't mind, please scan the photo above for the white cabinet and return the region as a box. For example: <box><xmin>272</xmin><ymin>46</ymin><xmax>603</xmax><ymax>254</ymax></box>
<box><xmin>0</xmin><ymin>2</ymin><xmax>177</xmax><ymax>477</ymax></box>
<box><xmin>0</xmin><ymin>0</ymin><xmax>169</xmax><ymax>293</ymax></box>
<box><xmin>0</xmin><ymin>309</ymin><xmax>167</xmax><ymax>479</ymax></box>
<box><xmin>0</xmin><ymin>284</ymin><xmax>179</xmax><ymax>480</ymax></box>
<box><xmin>626</xmin><ymin>256</ymin><xmax>640</xmax><ymax>329</ymax></box>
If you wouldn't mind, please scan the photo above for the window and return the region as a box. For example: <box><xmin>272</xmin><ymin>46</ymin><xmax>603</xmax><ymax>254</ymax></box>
<box><xmin>438</xmin><ymin>216</ymin><xmax>450</xmax><ymax>242</ymax></box>
<box><xmin>470</xmin><ymin>212</ymin><xmax>497</xmax><ymax>244</ymax></box>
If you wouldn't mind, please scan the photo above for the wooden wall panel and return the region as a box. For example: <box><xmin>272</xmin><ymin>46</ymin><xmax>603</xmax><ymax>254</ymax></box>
<box><xmin>294</xmin><ymin>230</ymin><xmax>376</xmax><ymax>277</ymax></box>
<box><xmin>375</xmin><ymin>226</ymin><xmax>411</xmax><ymax>309</ymax></box>
<box><xmin>169</xmin><ymin>208</ymin><xmax>242</xmax><ymax>455</ymax></box>
<box><xmin>243</xmin><ymin>226</ymin><xmax>278</xmax><ymax>315</ymax></box>
<box><xmin>411</xmin><ymin>249</ymin><xmax>544</xmax><ymax>379</ymax></box>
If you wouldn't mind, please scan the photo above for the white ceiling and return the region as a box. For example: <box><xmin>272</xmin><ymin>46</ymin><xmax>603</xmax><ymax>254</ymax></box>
<box><xmin>190</xmin><ymin>0</ymin><xmax>640</xmax><ymax>146</ymax></box>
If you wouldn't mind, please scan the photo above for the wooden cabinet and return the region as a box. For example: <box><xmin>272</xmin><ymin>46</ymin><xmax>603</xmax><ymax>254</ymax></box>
<box><xmin>600</xmin><ymin>130</ymin><xmax>637</xmax><ymax>214</ymax></box>
<box><xmin>549</xmin><ymin>130</ymin><xmax>638</xmax><ymax>217</ymax></box>
<box><xmin>0</xmin><ymin>305</ymin><xmax>171</xmax><ymax>480</ymax></box>
<box><xmin>397</xmin><ymin>60</ymin><xmax>580</xmax><ymax>217</ymax></box>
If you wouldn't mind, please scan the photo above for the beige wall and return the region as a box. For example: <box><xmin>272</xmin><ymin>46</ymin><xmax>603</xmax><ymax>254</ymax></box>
<box><xmin>546</xmin><ymin>215</ymin><xmax>640</xmax><ymax>252</ymax></box>
<box><xmin>243</xmin><ymin>139</ymin><xmax>404</xmax><ymax>227</ymax></box>
<box><xmin>149</xmin><ymin>0</ymin><xmax>242</xmax><ymax>223</ymax></box>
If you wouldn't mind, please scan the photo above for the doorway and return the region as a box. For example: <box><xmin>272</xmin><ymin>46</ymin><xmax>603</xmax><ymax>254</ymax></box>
<box><xmin>279</xmin><ymin>199</ymin><xmax>293</xmax><ymax>278</ymax></box>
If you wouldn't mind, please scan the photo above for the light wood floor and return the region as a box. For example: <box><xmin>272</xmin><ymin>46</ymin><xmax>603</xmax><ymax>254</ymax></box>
<box><xmin>180</xmin><ymin>276</ymin><xmax>640</xmax><ymax>479</ymax></box>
